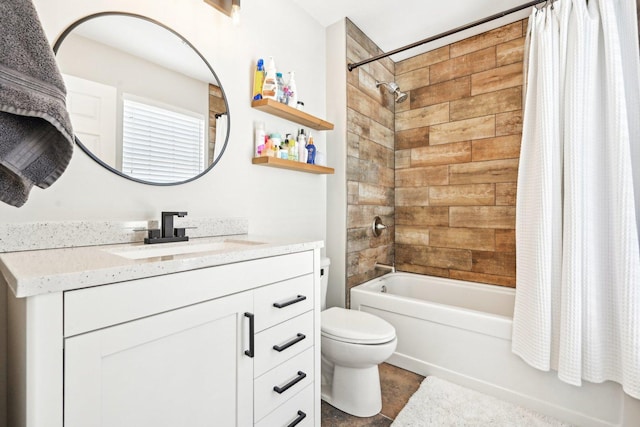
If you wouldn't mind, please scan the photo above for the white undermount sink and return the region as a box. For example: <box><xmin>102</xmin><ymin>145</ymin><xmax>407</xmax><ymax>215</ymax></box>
<box><xmin>104</xmin><ymin>239</ymin><xmax>266</xmax><ymax>260</ymax></box>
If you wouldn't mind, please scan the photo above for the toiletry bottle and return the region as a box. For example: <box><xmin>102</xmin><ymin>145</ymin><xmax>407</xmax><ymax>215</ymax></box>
<box><xmin>297</xmin><ymin>128</ymin><xmax>307</xmax><ymax>163</ymax></box>
<box><xmin>286</xmin><ymin>133</ymin><xmax>296</xmax><ymax>160</ymax></box>
<box><xmin>252</xmin><ymin>59</ymin><xmax>264</xmax><ymax>100</ymax></box>
<box><xmin>255</xmin><ymin>121</ymin><xmax>266</xmax><ymax>156</ymax></box>
<box><xmin>276</xmin><ymin>72</ymin><xmax>285</xmax><ymax>103</ymax></box>
<box><xmin>262</xmin><ymin>57</ymin><xmax>277</xmax><ymax>100</ymax></box>
<box><xmin>306</xmin><ymin>133</ymin><xmax>316</xmax><ymax>164</ymax></box>
<box><xmin>287</xmin><ymin>71</ymin><xmax>298</xmax><ymax>107</ymax></box>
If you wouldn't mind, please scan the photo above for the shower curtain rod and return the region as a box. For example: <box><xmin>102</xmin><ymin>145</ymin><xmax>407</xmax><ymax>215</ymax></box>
<box><xmin>347</xmin><ymin>0</ymin><xmax>547</xmax><ymax>71</ymax></box>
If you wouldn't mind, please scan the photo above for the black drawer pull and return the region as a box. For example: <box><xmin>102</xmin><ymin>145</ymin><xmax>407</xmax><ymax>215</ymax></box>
<box><xmin>273</xmin><ymin>333</ymin><xmax>306</xmax><ymax>352</ymax></box>
<box><xmin>273</xmin><ymin>371</ymin><xmax>306</xmax><ymax>394</ymax></box>
<box><xmin>287</xmin><ymin>410</ymin><xmax>307</xmax><ymax>427</ymax></box>
<box><xmin>273</xmin><ymin>295</ymin><xmax>306</xmax><ymax>309</ymax></box>
<box><xmin>244</xmin><ymin>312</ymin><xmax>254</xmax><ymax>358</ymax></box>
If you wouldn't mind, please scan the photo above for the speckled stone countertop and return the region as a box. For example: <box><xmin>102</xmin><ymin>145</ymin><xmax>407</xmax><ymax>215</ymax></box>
<box><xmin>0</xmin><ymin>235</ymin><xmax>323</xmax><ymax>298</ymax></box>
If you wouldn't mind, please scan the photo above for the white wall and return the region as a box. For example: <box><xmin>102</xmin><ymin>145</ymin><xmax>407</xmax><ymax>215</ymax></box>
<box><xmin>0</xmin><ymin>0</ymin><xmax>328</xmax><ymax>247</ymax></box>
<box><xmin>325</xmin><ymin>20</ymin><xmax>347</xmax><ymax>308</ymax></box>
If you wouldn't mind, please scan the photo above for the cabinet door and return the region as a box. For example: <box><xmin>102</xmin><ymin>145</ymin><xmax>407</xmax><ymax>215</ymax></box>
<box><xmin>64</xmin><ymin>292</ymin><xmax>253</xmax><ymax>427</ymax></box>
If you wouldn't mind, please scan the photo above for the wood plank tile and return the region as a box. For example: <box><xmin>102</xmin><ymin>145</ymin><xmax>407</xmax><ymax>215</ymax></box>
<box><xmin>396</xmin><ymin>46</ymin><xmax>450</xmax><ymax>75</ymax></box>
<box><xmin>348</xmin><ymin>84</ymin><xmax>394</xmax><ymax>130</ymax></box>
<box><xmin>472</xmin><ymin>134</ymin><xmax>521</xmax><ymax>161</ymax></box>
<box><xmin>396</xmin><ymin>127</ymin><xmax>429</xmax><ymax>150</ymax></box>
<box><xmin>496</xmin><ymin>182</ymin><xmax>517</xmax><ymax>206</ymax></box>
<box><xmin>411</xmin><ymin>141</ymin><xmax>472</xmax><ymax>167</ymax></box>
<box><xmin>430</xmin><ymin>227</ymin><xmax>495</xmax><ymax>251</ymax></box>
<box><xmin>411</xmin><ymin>77</ymin><xmax>470</xmax><ymax>109</ymax></box>
<box><xmin>449</xmin><ymin>270</ymin><xmax>516</xmax><ymax>287</ymax></box>
<box><xmin>450</xmin><ymin>21</ymin><xmax>522</xmax><ymax>58</ymax></box>
<box><xmin>497</xmin><ymin>37</ymin><xmax>525</xmax><ymax>66</ymax></box>
<box><xmin>347</xmin><ymin>205</ymin><xmax>394</xmax><ymax>229</ymax></box>
<box><xmin>429</xmin><ymin>183</ymin><xmax>495</xmax><ymax>206</ymax></box>
<box><xmin>496</xmin><ymin>229</ymin><xmax>516</xmax><ymax>252</ymax></box>
<box><xmin>396</xmin><ymin>165</ymin><xmax>449</xmax><ymax>187</ymax></box>
<box><xmin>471</xmin><ymin>62</ymin><xmax>523</xmax><ymax>96</ymax></box>
<box><xmin>429</xmin><ymin>116</ymin><xmax>495</xmax><ymax>145</ymax></box>
<box><xmin>369</xmin><ymin>118</ymin><xmax>395</xmax><ymax>150</ymax></box>
<box><xmin>395</xmin><ymin>187</ymin><xmax>430</xmax><ymax>206</ymax></box>
<box><xmin>396</xmin><ymin>226</ymin><xmax>429</xmax><ymax>245</ymax></box>
<box><xmin>347</xmin><ymin>181</ymin><xmax>359</xmax><ymax>204</ymax></box>
<box><xmin>495</xmin><ymin>110</ymin><xmax>523</xmax><ymax>136</ymax></box>
<box><xmin>449</xmin><ymin>206</ymin><xmax>516</xmax><ymax>229</ymax></box>
<box><xmin>430</xmin><ymin>47</ymin><xmax>496</xmax><ymax>85</ymax></box>
<box><xmin>396</xmin><ymin>244</ymin><xmax>473</xmax><ymax>271</ymax></box>
<box><xmin>347</xmin><ymin>227</ymin><xmax>371</xmax><ymax>253</ymax></box>
<box><xmin>472</xmin><ymin>251</ymin><xmax>516</xmax><ymax>276</ymax></box>
<box><xmin>396</xmin><ymin>263</ymin><xmax>450</xmax><ymax>278</ymax></box>
<box><xmin>450</xmin><ymin>87</ymin><xmax>522</xmax><ymax>121</ymax></box>
<box><xmin>359</xmin><ymin>183</ymin><xmax>394</xmax><ymax>206</ymax></box>
<box><xmin>396</xmin><ymin>67</ymin><xmax>430</xmax><ymax>91</ymax></box>
<box><xmin>360</xmin><ymin>138</ymin><xmax>394</xmax><ymax>169</ymax></box>
<box><xmin>396</xmin><ymin>206</ymin><xmax>449</xmax><ymax>227</ymax></box>
<box><xmin>347</xmin><ymin>132</ymin><xmax>360</xmax><ymax>158</ymax></box>
<box><xmin>449</xmin><ymin>158</ymin><xmax>519</xmax><ymax>184</ymax></box>
<box><xmin>396</xmin><ymin>102</ymin><xmax>449</xmax><ymax>132</ymax></box>
<box><xmin>395</xmin><ymin>149</ymin><xmax>411</xmax><ymax>170</ymax></box>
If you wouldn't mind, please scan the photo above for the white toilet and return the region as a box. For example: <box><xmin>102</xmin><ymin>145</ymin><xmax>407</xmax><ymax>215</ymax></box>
<box><xmin>320</xmin><ymin>258</ymin><xmax>397</xmax><ymax>417</ymax></box>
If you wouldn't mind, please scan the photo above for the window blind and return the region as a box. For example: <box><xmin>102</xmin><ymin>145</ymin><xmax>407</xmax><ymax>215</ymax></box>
<box><xmin>122</xmin><ymin>99</ymin><xmax>205</xmax><ymax>183</ymax></box>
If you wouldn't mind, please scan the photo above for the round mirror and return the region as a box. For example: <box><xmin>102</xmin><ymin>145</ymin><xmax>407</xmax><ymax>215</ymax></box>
<box><xmin>53</xmin><ymin>12</ymin><xmax>229</xmax><ymax>185</ymax></box>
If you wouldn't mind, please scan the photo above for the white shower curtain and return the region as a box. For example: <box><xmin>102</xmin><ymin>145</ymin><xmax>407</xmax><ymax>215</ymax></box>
<box><xmin>512</xmin><ymin>0</ymin><xmax>640</xmax><ymax>398</ymax></box>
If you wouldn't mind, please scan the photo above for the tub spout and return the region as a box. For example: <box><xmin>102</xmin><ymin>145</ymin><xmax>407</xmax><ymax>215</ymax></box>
<box><xmin>375</xmin><ymin>263</ymin><xmax>395</xmax><ymax>273</ymax></box>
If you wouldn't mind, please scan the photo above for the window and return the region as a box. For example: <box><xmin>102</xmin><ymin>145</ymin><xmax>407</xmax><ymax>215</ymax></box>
<box><xmin>122</xmin><ymin>98</ymin><xmax>205</xmax><ymax>183</ymax></box>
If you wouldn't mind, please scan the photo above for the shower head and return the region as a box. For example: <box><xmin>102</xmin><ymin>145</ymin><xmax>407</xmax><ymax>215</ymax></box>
<box><xmin>376</xmin><ymin>80</ymin><xmax>408</xmax><ymax>103</ymax></box>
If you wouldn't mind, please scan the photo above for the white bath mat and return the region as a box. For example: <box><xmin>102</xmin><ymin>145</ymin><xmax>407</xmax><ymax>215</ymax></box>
<box><xmin>391</xmin><ymin>377</ymin><xmax>572</xmax><ymax>427</ymax></box>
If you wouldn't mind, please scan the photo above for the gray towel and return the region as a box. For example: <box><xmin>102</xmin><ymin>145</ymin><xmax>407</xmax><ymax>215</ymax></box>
<box><xmin>0</xmin><ymin>0</ymin><xmax>74</xmax><ymax>207</ymax></box>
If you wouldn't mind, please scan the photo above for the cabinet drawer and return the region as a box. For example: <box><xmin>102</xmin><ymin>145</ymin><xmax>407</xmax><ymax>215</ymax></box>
<box><xmin>254</xmin><ymin>274</ymin><xmax>314</xmax><ymax>332</ymax></box>
<box><xmin>64</xmin><ymin>251</ymin><xmax>314</xmax><ymax>337</ymax></box>
<box><xmin>254</xmin><ymin>347</ymin><xmax>314</xmax><ymax>422</ymax></box>
<box><xmin>255</xmin><ymin>311</ymin><xmax>314</xmax><ymax>377</ymax></box>
<box><xmin>255</xmin><ymin>383</ymin><xmax>313</xmax><ymax>427</ymax></box>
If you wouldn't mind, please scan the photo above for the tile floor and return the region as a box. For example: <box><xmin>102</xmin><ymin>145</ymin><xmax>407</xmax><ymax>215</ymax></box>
<box><xmin>321</xmin><ymin>363</ymin><xmax>425</xmax><ymax>426</ymax></box>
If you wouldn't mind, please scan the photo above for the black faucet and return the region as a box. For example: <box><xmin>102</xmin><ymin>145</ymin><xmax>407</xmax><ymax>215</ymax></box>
<box><xmin>144</xmin><ymin>211</ymin><xmax>189</xmax><ymax>244</ymax></box>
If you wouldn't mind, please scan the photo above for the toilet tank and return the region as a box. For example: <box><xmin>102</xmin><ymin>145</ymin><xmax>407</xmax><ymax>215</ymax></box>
<box><xmin>320</xmin><ymin>257</ymin><xmax>330</xmax><ymax>310</ymax></box>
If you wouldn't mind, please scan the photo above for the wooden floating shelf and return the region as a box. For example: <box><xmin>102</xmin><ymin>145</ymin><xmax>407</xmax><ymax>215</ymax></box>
<box><xmin>252</xmin><ymin>156</ymin><xmax>334</xmax><ymax>174</ymax></box>
<box><xmin>251</xmin><ymin>99</ymin><xmax>334</xmax><ymax>131</ymax></box>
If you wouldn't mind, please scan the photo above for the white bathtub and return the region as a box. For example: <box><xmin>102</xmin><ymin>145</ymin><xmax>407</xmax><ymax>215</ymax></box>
<box><xmin>351</xmin><ymin>272</ymin><xmax>640</xmax><ymax>427</ymax></box>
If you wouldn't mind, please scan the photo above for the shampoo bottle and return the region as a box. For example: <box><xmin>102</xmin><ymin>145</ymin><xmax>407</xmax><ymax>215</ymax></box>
<box><xmin>252</xmin><ymin>59</ymin><xmax>265</xmax><ymax>100</ymax></box>
<box><xmin>287</xmin><ymin>71</ymin><xmax>298</xmax><ymax>107</ymax></box>
<box><xmin>262</xmin><ymin>57</ymin><xmax>278</xmax><ymax>100</ymax></box>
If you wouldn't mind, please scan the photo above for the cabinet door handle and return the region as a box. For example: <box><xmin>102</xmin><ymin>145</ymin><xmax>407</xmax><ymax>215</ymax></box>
<box><xmin>244</xmin><ymin>312</ymin><xmax>254</xmax><ymax>358</ymax></box>
<box><xmin>287</xmin><ymin>410</ymin><xmax>307</xmax><ymax>427</ymax></box>
<box><xmin>273</xmin><ymin>371</ymin><xmax>306</xmax><ymax>394</ymax></box>
<box><xmin>273</xmin><ymin>333</ymin><xmax>306</xmax><ymax>352</ymax></box>
<box><xmin>273</xmin><ymin>295</ymin><xmax>306</xmax><ymax>309</ymax></box>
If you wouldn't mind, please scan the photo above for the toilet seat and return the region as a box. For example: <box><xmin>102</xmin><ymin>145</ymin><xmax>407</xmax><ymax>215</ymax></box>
<box><xmin>321</xmin><ymin>307</ymin><xmax>396</xmax><ymax>345</ymax></box>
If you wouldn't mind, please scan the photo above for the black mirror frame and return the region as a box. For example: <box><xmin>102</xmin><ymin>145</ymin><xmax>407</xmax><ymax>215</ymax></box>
<box><xmin>53</xmin><ymin>11</ymin><xmax>231</xmax><ymax>186</ymax></box>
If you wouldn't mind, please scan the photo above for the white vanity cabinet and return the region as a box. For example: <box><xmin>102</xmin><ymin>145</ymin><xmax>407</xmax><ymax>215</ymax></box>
<box><xmin>5</xmin><ymin>248</ymin><xmax>321</xmax><ymax>427</ymax></box>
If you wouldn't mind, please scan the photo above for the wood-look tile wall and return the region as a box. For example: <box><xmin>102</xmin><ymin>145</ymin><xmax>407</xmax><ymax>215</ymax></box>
<box><xmin>393</xmin><ymin>20</ymin><xmax>526</xmax><ymax>287</ymax></box>
<box><xmin>208</xmin><ymin>84</ymin><xmax>225</xmax><ymax>163</ymax></box>
<box><xmin>346</xmin><ymin>19</ymin><xmax>395</xmax><ymax>304</ymax></box>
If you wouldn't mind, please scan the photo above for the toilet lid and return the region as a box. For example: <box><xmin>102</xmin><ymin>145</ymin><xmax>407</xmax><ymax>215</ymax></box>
<box><xmin>321</xmin><ymin>307</ymin><xmax>396</xmax><ymax>344</ymax></box>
